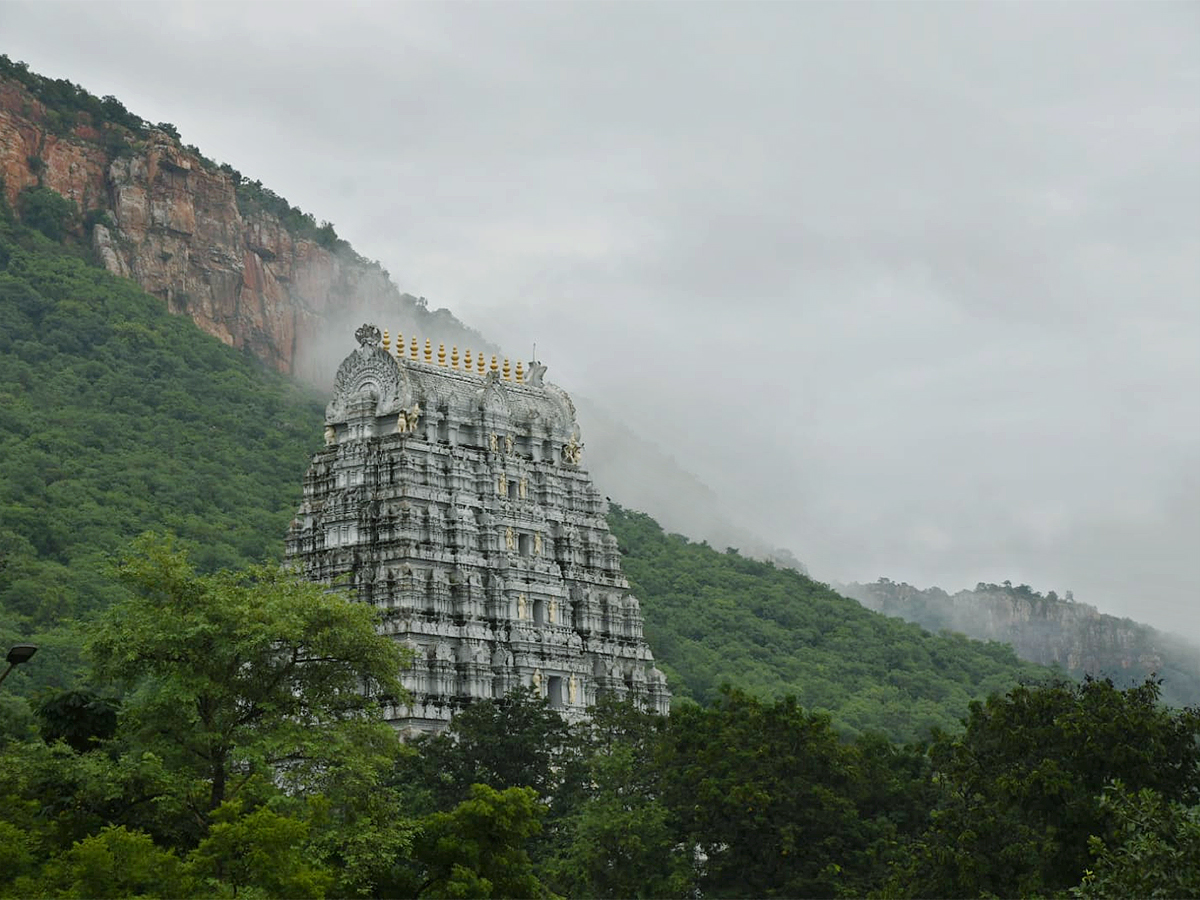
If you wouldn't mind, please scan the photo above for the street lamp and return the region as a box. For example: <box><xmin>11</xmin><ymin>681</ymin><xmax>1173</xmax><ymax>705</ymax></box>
<box><xmin>0</xmin><ymin>644</ymin><xmax>38</xmax><ymax>686</ymax></box>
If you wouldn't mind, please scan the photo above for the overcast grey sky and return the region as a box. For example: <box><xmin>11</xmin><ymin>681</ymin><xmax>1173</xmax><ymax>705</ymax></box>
<box><xmin>4</xmin><ymin>2</ymin><xmax>1198</xmax><ymax>635</ymax></box>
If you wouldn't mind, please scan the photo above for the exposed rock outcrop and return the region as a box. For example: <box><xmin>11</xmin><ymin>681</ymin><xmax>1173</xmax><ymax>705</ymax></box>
<box><xmin>1</xmin><ymin>74</ymin><xmax>483</xmax><ymax>383</ymax></box>
<box><xmin>842</xmin><ymin>578</ymin><xmax>1200</xmax><ymax>708</ymax></box>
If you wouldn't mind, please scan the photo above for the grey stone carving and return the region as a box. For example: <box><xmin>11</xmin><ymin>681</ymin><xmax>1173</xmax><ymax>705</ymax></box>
<box><xmin>286</xmin><ymin>324</ymin><xmax>671</xmax><ymax>735</ymax></box>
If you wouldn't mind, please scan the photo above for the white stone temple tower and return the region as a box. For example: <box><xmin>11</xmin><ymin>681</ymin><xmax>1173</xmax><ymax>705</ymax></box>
<box><xmin>285</xmin><ymin>324</ymin><xmax>670</xmax><ymax>734</ymax></box>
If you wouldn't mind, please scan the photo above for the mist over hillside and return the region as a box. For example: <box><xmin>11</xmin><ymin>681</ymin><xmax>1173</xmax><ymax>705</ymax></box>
<box><xmin>842</xmin><ymin>578</ymin><xmax>1200</xmax><ymax>709</ymax></box>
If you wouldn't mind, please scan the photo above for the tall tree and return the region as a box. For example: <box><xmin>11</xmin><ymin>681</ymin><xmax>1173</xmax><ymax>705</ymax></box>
<box><xmin>87</xmin><ymin>534</ymin><xmax>410</xmax><ymax>830</ymax></box>
<box><xmin>657</xmin><ymin>688</ymin><xmax>889</xmax><ymax>898</ymax></box>
<box><xmin>893</xmin><ymin>677</ymin><xmax>1200</xmax><ymax>898</ymax></box>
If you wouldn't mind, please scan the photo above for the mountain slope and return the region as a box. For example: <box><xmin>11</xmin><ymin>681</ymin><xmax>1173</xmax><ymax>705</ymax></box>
<box><xmin>608</xmin><ymin>506</ymin><xmax>1055</xmax><ymax>742</ymax></box>
<box><xmin>0</xmin><ymin>196</ymin><xmax>326</xmax><ymax>691</ymax></box>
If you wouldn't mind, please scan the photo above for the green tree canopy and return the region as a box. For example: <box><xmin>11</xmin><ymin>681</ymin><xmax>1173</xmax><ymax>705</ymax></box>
<box><xmin>87</xmin><ymin>535</ymin><xmax>410</xmax><ymax>823</ymax></box>
<box><xmin>893</xmin><ymin>677</ymin><xmax>1200</xmax><ymax>898</ymax></box>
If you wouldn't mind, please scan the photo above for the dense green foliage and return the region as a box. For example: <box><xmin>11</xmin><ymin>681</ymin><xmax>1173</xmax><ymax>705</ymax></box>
<box><xmin>0</xmin><ymin>55</ymin><xmax>145</xmax><ymax>136</ymax></box>
<box><xmin>0</xmin><ymin>197</ymin><xmax>324</xmax><ymax>693</ymax></box>
<box><xmin>0</xmin><ymin>543</ymin><xmax>414</xmax><ymax>899</ymax></box>
<box><xmin>609</xmin><ymin>505</ymin><xmax>1055</xmax><ymax>742</ymax></box>
<box><xmin>16</xmin><ymin>187</ymin><xmax>77</xmax><ymax>243</ymax></box>
<box><xmin>92</xmin><ymin>536</ymin><xmax>410</xmax><ymax>822</ymax></box>
<box><xmin>9</xmin><ymin>647</ymin><xmax>1194</xmax><ymax>898</ymax></box>
<box><xmin>890</xmin><ymin>676</ymin><xmax>1200</xmax><ymax>897</ymax></box>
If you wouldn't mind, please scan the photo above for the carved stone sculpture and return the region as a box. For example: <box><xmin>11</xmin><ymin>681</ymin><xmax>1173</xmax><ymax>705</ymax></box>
<box><xmin>562</xmin><ymin>435</ymin><xmax>583</xmax><ymax>466</ymax></box>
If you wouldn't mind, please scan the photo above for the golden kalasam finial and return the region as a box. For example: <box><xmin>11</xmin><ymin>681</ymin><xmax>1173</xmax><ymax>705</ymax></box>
<box><xmin>395</xmin><ymin>333</ymin><xmax>403</xmax><ymax>358</ymax></box>
<box><xmin>451</xmin><ymin>346</ymin><xmax>460</xmax><ymax>369</ymax></box>
<box><xmin>423</xmin><ymin>338</ymin><xmax>432</xmax><ymax>363</ymax></box>
<box><xmin>382</xmin><ymin>329</ymin><xmax>391</xmax><ymax>353</ymax></box>
<box><xmin>515</xmin><ymin>360</ymin><xmax>524</xmax><ymax>383</ymax></box>
<box><xmin>490</xmin><ymin>355</ymin><xmax>499</xmax><ymax>372</ymax></box>
<box><xmin>503</xmin><ymin>358</ymin><xmax>511</xmax><ymax>380</ymax></box>
<box><xmin>464</xmin><ymin>348</ymin><xmax>473</xmax><ymax>371</ymax></box>
<box><xmin>438</xmin><ymin>343</ymin><xmax>446</xmax><ymax>366</ymax></box>
<box><xmin>477</xmin><ymin>353</ymin><xmax>485</xmax><ymax>375</ymax></box>
<box><xmin>410</xmin><ymin>336</ymin><xmax>418</xmax><ymax>359</ymax></box>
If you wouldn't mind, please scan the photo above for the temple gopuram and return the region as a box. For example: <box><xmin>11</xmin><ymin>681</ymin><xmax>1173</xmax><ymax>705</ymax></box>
<box><xmin>285</xmin><ymin>324</ymin><xmax>670</xmax><ymax>734</ymax></box>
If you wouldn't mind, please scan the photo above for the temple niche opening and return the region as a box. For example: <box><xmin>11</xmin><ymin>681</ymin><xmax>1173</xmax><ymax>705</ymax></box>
<box><xmin>285</xmin><ymin>324</ymin><xmax>670</xmax><ymax>734</ymax></box>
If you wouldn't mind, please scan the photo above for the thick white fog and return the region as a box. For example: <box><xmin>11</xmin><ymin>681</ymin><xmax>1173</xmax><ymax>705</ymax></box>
<box><xmin>4</xmin><ymin>2</ymin><xmax>1198</xmax><ymax>635</ymax></box>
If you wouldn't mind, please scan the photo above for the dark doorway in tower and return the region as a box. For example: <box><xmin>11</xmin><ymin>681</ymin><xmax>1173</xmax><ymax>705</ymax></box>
<box><xmin>533</xmin><ymin>598</ymin><xmax>546</xmax><ymax>625</ymax></box>
<box><xmin>518</xmin><ymin>533</ymin><xmax>532</xmax><ymax>557</ymax></box>
<box><xmin>547</xmin><ymin>675</ymin><xmax>564</xmax><ymax>708</ymax></box>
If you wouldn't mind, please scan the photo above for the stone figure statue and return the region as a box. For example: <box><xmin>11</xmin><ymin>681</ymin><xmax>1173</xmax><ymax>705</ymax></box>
<box><xmin>518</xmin><ymin>593</ymin><xmax>527</xmax><ymax>619</ymax></box>
<box><xmin>534</xmin><ymin>532</ymin><xmax>542</xmax><ymax>556</ymax></box>
<box><xmin>568</xmin><ymin>674</ymin><xmax>578</xmax><ymax>704</ymax></box>
<box><xmin>498</xmin><ymin>473</ymin><xmax>507</xmax><ymax>497</ymax></box>
<box><xmin>505</xmin><ymin>526</ymin><xmax>515</xmax><ymax>551</ymax></box>
<box><xmin>525</xmin><ymin>360</ymin><xmax>547</xmax><ymax>388</ymax></box>
<box><xmin>548</xmin><ymin>598</ymin><xmax>558</xmax><ymax>624</ymax></box>
<box><xmin>519</xmin><ymin>477</ymin><xmax>527</xmax><ymax>500</ymax></box>
<box><xmin>504</xmin><ymin>434</ymin><xmax>514</xmax><ymax>455</ymax></box>
<box><xmin>489</xmin><ymin>433</ymin><xmax>499</xmax><ymax>452</ymax></box>
<box><xmin>324</xmin><ymin>425</ymin><xmax>337</xmax><ymax>446</ymax></box>
<box><xmin>532</xmin><ymin>668</ymin><xmax>542</xmax><ymax>691</ymax></box>
<box><xmin>395</xmin><ymin>401</ymin><xmax>421</xmax><ymax>433</ymax></box>
<box><xmin>562</xmin><ymin>436</ymin><xmax>583</xmax><ymax>465</ymax></box>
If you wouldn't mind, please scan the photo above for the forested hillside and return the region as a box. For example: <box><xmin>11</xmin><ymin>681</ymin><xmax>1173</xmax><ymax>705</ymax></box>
<box><xmin>609</xmin><ymin>507</ymin><xmax>1053</xmax><ymax>741</ymax></box>
<box><xmin>0</xmin><ymin>191</ymin><xmax>325</xmax><ymax>694</ymax></box>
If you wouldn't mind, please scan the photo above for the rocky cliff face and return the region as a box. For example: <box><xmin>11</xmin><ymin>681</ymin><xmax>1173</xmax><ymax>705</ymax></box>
<box><xmin>842</xmin><ymin>579</ymin><xmax>1200</xmax><ymax>708</ymax></box>
<box><xmin>0</xmin><ymin>74</ymin><xmax>481</xmax><ymax>384</ymax></box>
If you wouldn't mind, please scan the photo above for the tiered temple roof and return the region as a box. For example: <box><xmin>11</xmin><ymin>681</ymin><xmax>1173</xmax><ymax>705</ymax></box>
<box><xmin>285</xmin><ymin>324</ymin><xmax>669</xmax><ymax>733</ymax></box>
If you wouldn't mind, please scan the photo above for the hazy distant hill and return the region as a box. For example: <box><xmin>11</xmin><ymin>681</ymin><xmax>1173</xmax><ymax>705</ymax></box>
<box><xmin>842</xmin><ymin>579</ymin><xmax>1200</xmax><ymax>709</ymax></box>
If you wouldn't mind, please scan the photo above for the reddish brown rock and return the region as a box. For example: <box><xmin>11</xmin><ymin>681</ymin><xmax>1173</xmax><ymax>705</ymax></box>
<box><xmin>0</xmin><ymin>74</ymin><xmax>439</xmax><ymax>380</ymax></box>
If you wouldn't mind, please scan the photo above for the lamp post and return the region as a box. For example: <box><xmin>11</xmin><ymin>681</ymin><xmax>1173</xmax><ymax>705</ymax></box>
<box><xmin>0</xmin><ymin>644</ymin><xmax>37</xmax><ymax>686</ymax></box>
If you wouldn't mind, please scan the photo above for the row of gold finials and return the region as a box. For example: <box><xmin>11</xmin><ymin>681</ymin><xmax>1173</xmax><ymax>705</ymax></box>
<box><xmin>381</xmin><ymin>330</ymin><xmax>527</xmax><ymax>383</ymax></box>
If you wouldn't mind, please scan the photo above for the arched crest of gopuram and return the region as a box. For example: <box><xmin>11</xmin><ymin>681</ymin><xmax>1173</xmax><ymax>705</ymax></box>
<box><xmin>325</xmin><ymin>324</ymin><xmax>412</xmax><ymax>424</ymax></box>
<box><xmin>288</xmin><ymin>323</ymin><xmax>671</xmax><ymax>736</ymax></box>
